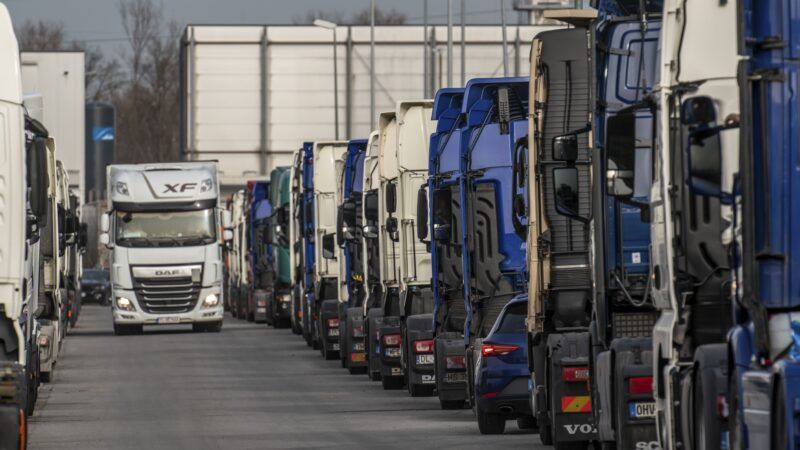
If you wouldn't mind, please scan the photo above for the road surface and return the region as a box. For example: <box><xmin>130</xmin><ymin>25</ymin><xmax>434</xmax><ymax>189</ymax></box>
<box><xmin>28</xmin><ymin>305</ymin><xmax>545</xmax><ymax>449</ymax></box>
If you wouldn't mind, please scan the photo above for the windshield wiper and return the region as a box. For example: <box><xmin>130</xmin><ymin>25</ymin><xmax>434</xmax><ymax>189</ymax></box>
<box><xmin>149</xmin><ymin>237</ymin><xmax>182</xmax><ymax>247</ymax></box>
<box><xmin>120</xmin><ymin>237</ymin><xmax>152</xmax><ymax>247</ymax></box>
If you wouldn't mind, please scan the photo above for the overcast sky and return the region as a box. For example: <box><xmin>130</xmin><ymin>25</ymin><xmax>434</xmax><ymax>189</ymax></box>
<box><xmin>5</xmin><ymin>0</ymin><xmax>528</xmax><ymax>46</ymax></box>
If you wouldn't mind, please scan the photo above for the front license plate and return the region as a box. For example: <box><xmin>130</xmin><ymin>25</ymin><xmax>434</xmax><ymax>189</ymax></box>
<box><xmin>157</xmin><ymin>316</ymin><xmax>181</xmax><ymax>324</ymax></box>
<box><xmin>415</xmin><ymin>354</ymin><xmax>435</xmax><ymax>365</ymax></box>
<box><xmin>629</xmin><ymin>401</ymin><xmax>656</xmax><ymax>419</ymax></box>
<box><xmin>354</xmin><ymin>342</ymin><xmax>365</xmax><ymax>352</ymax></box>
<box><xmin>445</xmin><ymin>372</ymin><xmax>466</xmax><ymax>383</ymax></box>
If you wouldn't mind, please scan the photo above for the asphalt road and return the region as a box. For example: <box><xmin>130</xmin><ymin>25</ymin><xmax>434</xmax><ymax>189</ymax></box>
<box><xmin>28</xmin><ymin>305</ymin><xmax>546</xmax><ymax>450</ymax></box>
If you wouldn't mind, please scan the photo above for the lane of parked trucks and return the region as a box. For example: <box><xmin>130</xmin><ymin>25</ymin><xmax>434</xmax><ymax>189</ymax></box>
<box><xmin>2</xmin><ymin>0</ymin><xmax>799</xmax><ymax>449</ymax></box>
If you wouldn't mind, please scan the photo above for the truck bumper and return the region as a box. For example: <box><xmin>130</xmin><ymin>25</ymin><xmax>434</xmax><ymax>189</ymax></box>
<box><xmin>112</xmin><ymin>287</ymin><xmax>224</xmax><ymax>325</ymax></box>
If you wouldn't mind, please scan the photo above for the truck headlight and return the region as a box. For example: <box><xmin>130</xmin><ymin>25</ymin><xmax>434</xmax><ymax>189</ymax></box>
<box><xmin>202</xmin><ymin>294</ymin><xmax>220</xmax><ymax>308</ymax></box>
<box><xmin>116</xmin><ymin>297</ymin><xmax>135</xmax><ymax>311</ymax></box>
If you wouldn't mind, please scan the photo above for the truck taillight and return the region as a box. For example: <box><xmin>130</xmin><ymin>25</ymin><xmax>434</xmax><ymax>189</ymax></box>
<box><xmin>481</xmin><ymin>343</ymin><xmax>518</xmax><ymax>357</ymax></box>
<box><xmin>327</xmin><ymin>318</ymin><xmax>339</xmax><ymax>328</ymax></box>
<box><xmin>445</xmin><ymin>355</ymin><xmax>466</xmax><ymax>370</ymax></box>
<box><xmin>413</xmin><ymin>339</ymin><xmax>434</xmax><ymax>354</ymax></box>
<box><xmin>382</xmin><ymin>334</ymin><xmax>401</xmax><ymax>346</ymax></box>
<box><xmin>352</xmin><ymin>326</ymin><xmax>365</xmax><ymax>338</ymax></box>
<box><xmin>562</xmin><ymin>366</ymin><xmax>590</xmax><ymax>382</ymax></box>
<box><xmin>628</xmin><ymin>376</ymin><xmax>653</xmax><ymax>395</ymax></box>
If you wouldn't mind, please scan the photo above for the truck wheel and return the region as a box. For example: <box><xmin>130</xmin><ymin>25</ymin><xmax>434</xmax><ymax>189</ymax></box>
<box><xmin>381</xmin><ymin>376</ymin><xmax>403</xmax><ymax>390</ymax></box>
<box><xmin>208</xmin><ymin>321</ymin><xmax>223</xmax><ymax>333</ymax></box>
<box><xmin>439</xmin><ymin>400</ymin><xmax>464</xmax><ymax>410</ymax></box>
<box><xmin>516</xmin><ymin>415</ymin><xmax>537</xmax><ymax>430</ymax></box>
<box><xmin>477</xmin><ymin>406</ymin><xmax>506</xmax><ymax>434</ymax></box>
<box><xmin>538</xmin><ymin>419</ymin><xmax>553</xmax><ymax>445</ymax></box>
<box><xmin>0</xmin><ymin>408</ymin><xmax>26</xmax><ymax>450</ymax></box>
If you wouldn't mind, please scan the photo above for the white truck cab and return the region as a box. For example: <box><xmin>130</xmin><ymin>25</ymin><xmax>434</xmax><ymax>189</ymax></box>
<box><xmin>102</xmin><ymin>162</ymin><xmax>225</xmax><ymax>334</ymax></box>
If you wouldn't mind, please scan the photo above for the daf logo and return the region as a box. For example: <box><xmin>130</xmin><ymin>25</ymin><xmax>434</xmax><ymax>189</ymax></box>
<box><xmin>563</xmin><ymin>424</ymin><xmax>596</xmax><ymax>435</ymax></box>
<box><xmin>155</xmin><ymin>269</ymin><xmax>182</xmax><ymax>276</ymax></box>
<box><xmin>163</xmin><ymin>183</ymin><xmax>197</xmax><ymax>193</ymax></box>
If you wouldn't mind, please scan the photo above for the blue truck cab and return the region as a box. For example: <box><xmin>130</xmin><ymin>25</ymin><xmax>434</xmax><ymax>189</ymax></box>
<box><xmin>299</xmin><ymin>142</ymin><xmax>318</xmax><ymax>348</ymax></box>
<box><xmin>457</xmin><ymin>77</ymin><xmax>529</xmax><ymax>410</ymax></box>
<box><xmin>428</xmin><ymin>88</ymin><xmax>469</xmax><ymax>409</ymax></box>
<box><xmin>337</xmin><ymin>139</ymin><xmax>368</xmax><ymax>374</ymax></box>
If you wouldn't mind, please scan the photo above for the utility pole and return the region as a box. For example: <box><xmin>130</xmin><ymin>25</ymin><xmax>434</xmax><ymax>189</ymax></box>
<box><xmin>447</xmin><ymin>0</ymin><xmax>453</xmax><ymax>87</ymax></box>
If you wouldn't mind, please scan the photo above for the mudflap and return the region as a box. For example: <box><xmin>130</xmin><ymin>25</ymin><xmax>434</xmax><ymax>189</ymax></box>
<box><xmin>0</xmin><ymin>363</ymin><xmax>25</xmax><ymax>450</ymax></box>
<box><xmin>682</xmin><ymin>344</ymin><xmax>728</xmax><ymax>450</ymax></box>
<box><xmin>435</xmin><ymin>331</ymin><xmax>467</xmax><ymax>402</ymax></box>
<box><xmin>320</xmin><ymin>300</ymin><xmax>339</xmax><ymax>354</ymax></box>
<box><xmin>38</xmin><ymin>321</ymin><xmax>56</xmax><ymax>376</ymax></box>
<box><xmin>378</xmin><ymin>316</ymin><xmax>403</xmax><ymax>379</ymax></box>
<box><xmin>405</xmin><ymin>314</ymin><xmax>435</xmax><ymax>388</ymax></box>
<box><xmin>253</xmin><ymin>289</ymin><xmax>268</xmax><ymax>323</ymax></box>
<box><xmin>610</xmin><ymin>338</ymin><xmax>657</xmax><ymax>450</ymax></box>
<box><xmin>547</xmin><ymin>332</ymin><xmax>596</xmax><ymax>443</ymax></box>
<box><xmin>345</xmin><ymin>307</ymin><xmax>367</xmax><ymax>369</ymax></box>
<box><xmin>366</xmin><ymin>308</ymin><xmax>384</xmax><ymax>379</ymax></box>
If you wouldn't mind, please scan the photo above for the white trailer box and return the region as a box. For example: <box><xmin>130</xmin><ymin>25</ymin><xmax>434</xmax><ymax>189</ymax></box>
<box><xmin>181</xmin><ymin>24</ymin><xmax>558</xmax><ymax>193</ymax></box>
<box><xmin>21</xmin><ymin>51</ymin><xmax>86</xmax><ymax>198</ymax></box>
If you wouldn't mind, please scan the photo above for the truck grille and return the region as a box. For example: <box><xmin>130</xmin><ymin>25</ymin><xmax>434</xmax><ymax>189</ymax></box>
<box><xmin>132</xmin><ymin>276</ymin><xmax>201</xmax><ymax>314</ymax></box>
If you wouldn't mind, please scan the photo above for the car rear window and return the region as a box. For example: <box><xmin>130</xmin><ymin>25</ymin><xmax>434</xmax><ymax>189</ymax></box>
<box><xmin>496</xmin><ymin>303</ymin><xmax>527</xmax><ymax>334</ymax></box>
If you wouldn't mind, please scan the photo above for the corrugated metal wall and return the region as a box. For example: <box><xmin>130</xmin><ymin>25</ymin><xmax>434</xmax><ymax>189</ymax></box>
<box><xmin>181</xmin><ymin>24</ymin><xmax>558</xmax><ymax>190</ymax></box>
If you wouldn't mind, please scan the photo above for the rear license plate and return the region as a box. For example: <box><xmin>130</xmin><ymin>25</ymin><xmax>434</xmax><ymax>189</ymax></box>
<box><xmin>329</xmin><ymin>328</ymin><xmax>340</xmax><ymax>337</ymax></box>
<box><xmin>629</xmin><ymin>401</ymin><xmax>656</xmax><ymax>419</ymax></box>
<box><xmin>157</xmin><ymin>316</ymin><xmax>180</xmax><ymax>324</ymax></box>
<box><xmin>415</xmin><ymin>354</ymin><xmax>434</xmax><ymax>365</ymax></box>
<box><xmin>332</xmin><ymin>343</ymin><xmax>340</xmax><ymax>351</ymax></box>
<box><xmin>445</xmin><ymin>372</ymin><xmax>466</xmax><ymax>383</ymax></box>
<box><xmin>354</xmin><ymin>342</ymin><xmax>365</xmax><ymax>352</ymax></box>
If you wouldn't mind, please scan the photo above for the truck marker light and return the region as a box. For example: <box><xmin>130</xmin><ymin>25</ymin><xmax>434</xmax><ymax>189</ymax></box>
<box><xmin>481</xmin><ymin>343</ymin><xmax>518</xmax><ymax>357</ymax></box>
<box><xmin>201</xmin><ymin>294</ymin><xmax>219</xmax><ymax>308</ymax></box>
<box><xmin>414</xmin><ymin>339</ymin><xmax>434</xmax><ymax>354</ymax></box>
<box><xmin>445</xmin><ymin>355</ymin><xmax>466</xmax><ymax>370</ymax></box>
<box><xmin>561</xmin><ymin>396</ymin><xmax>592</xmax><ymax>413</ymax></box>
<box><xmin>562</xmin><ymin>366</ymin><xmax>590</xmax><ymax>382</ymax></box>
<box><xmin>382</xmin><ymin>334</ymin><xmax>401</xmax><ymax>346</ymax></box>
<box><xmin>327</xmin><ymin>318</ymin><xmax>340</xmax><ymax>328</ymax></box>
<box><xmin>479</xmin><ymin>392</ymin><xmax>498</xmax><ymax>399</ymax></box>
<box><xmin>627</xmin><ymin>376</ymin><xmax>653</xmax><ymax>395</ymax></box>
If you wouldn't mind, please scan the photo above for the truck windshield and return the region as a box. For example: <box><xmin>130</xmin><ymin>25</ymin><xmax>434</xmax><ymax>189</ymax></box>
<box><xmin>115</xmin><ymin>209</ymin><xmax>216</xmax><ymax>247</ymax></box>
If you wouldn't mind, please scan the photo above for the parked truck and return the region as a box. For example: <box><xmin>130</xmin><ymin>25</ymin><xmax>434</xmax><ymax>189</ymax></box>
<box><xmin>0</xmin><ymin>9</ymin><xmax>50</xmax><ymax>445</ymax></box>
<box><xmin>393</xmin><ymin>100</ymin><xmax>437</xmax><ymax>397</ymax></box>
<box><xmin>361</xmin><ymin>131</ymin><xmax>384</xmax><ymax>381</ymax></box>
<box><xmin>649</xmin><ymin>1</ymin><xmax>738</xmax><ymax>448</ymax></box>
<box><xmin>314</xmin><ymin>141</ymin><xmax>348</xmax><ymax>360</ymax></box>
<box><xmin>298</xmin><ymin>143</ymin><xmax>318</xmax><ymax>348</ymax></box>
<box><xmin>229</xmin><ymin>189</ymin><xmax>248</xmax><ymax>319</ymax></box>
<box><xmin>249</xmin><ymin>180</ymin><xmax>272</xmax><ymax>324</ymax></box>
<box><xmin>101</xmin><ymin>162</ymin><xmax>226</xmax><ymax>334</ymax></box>
<box><xmin>268</xmin><ymin>169</ymin><xmax>292</xmax><ymax>327</ymax></box>
<box><xmin>428</xmin><ymin>88</ymin><xmax>470</xmax><ymax>409</ymax></box>
<box><xmin>289</xmin><ymin>149</ymin><xmax>304</xmax><ymax>335</ymax></box>
<box><xmin>337</xmin><ymin>139</ymin><xmax>368</xmax><ymax>373</ymax></box>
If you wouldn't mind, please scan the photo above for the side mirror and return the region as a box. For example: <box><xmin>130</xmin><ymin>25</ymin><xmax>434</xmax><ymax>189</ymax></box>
<box><xmin>687</xmin><ymin>127</ymin><xmax>725</xmax><ymax>197</ymax></box>
<box><xmin>364</xmin><ymin>193</ymin><xmax>379</xmax><ymax>221</ymax></box>
<box><xmin>99</xmin><ymin>232</ymin><xmax>112</xmax><ymax>248</ymax></box>
<box><xmin>553</xmin><ymin>167</ymin><xmax>588</xmax><ymax>224</ymax></box>
<box><xmin>223</xmin><ymin>229</ymin><xmax>234</xmax><ymax>242</ymax></box>
<box><xmin>322</xmin><ymin>233</ymin><xmax>336</xmax><ymax>259</ymax></box>
<box><xmin>416</xmin><ymin>186</ymin><xmax>428</xmax><ymax>241</ymax></box>
<box><xmin>221</xmin><ymin>210</ymin><xmax>232</xmax><ymax>229</ymax></box>
<box><xmin>605</xmin><ymin>113</ymin><xmax>636</xmax><ymax>198</ymax></box>
<box><xmin>342</xmin><ymin>201</ymin><xmax>357</xmax><ymax>241</ymax></box>
<box><xmin>79</xmin><ymin>223</ymin><xmax>88</xmax><ymax>250</ymax></box>
<box><xmin>27</xmin><ymin>137</ymin><xmax>49</xmax><ymax>222</ymax></box>
<box><xmin>552</xmin><ymin>134</ymin><xmax>578</xmax><ymax>162</ymax></box>
<box><xmin>385</xmin><ymin>183</ymin><xmax>397</xmax><ymax>214</ymax></box>
<box><xmin>432</xmin><ymin>188</ymin><xmax>452</xmax><ymax>241</ymax></box>
<box><xmin>101</xmin><ymin>213</ymin><xmax>110</xmax><ymax>233</ymax></box>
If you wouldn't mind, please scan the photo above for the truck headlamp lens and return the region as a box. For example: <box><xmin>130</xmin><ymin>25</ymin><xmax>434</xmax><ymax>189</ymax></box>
<box><xmin>200</xmin><ymin>178</ymin><xmax>213</xmax><ymax>193</ymax></box>
<box><xmin>202</xmin><ymin>294</ymin><xmax>220</xmax><ymax>308</ymax></box>
<box><xmin>116</xmin><ymin>297</ymin><xmax>135</xmax><ymax>311</ymax></box>
<box><xmin>115</xmin><ymin>182</ymin><xmax>129</xmax><ymax>196</ymax></box>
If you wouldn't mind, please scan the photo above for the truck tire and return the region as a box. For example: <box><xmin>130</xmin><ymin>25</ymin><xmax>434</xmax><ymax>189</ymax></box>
<box><xmin>439</xmin><ymin>400</ymin><xmax>464</xmax><ymax>410</ymax></box>
<box><xmin>516</xmin><ymin>415</ymin><xmax>537</xmax><ymax>430</ymax></box>
<box><xmin>477</xmin><ymin>406</ymin><xmax>506</xmax><ymax>434</ymax></box>
<box><xmin>538</xmin><ymin>419</ymin><xmax>553</xmax><ymax>445</ymax></box>
<box><xmin>381</xmin><ymin>376</ymin><xmax>403</xmax><ymax>390</ymax></box>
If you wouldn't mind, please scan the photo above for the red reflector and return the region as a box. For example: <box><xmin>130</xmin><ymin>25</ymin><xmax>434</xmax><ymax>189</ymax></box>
<box><xmin>481</xmin><ymin>343</ymin><xmax>519</xmax><ymax>357</ymax></box>
<box><xmin>413</xmin><ymin>339</ymin><xmax>434</xmax><ymax>354</ymax></box>
<box><xmin>445</xmin><ymin>355</ymin><xmax>466</xmax><ymax>370</ymax></box>
<box><xmin>311</xmin><ymin>313</ymin><xmax>317</xmax><ymax>321</ymax></box>
<box><xmin>350</xmin><ymin>352</ymin><xmax>366</xmax><ymax>363</ymax></box>
<box><xmin>479</xmin><ymin>392</ymin><xmax>498</xmax><ymax>399</ymax></box>
<box><xmin>327</xmin><ymin>318</ymin><xmax>339</xmax><ymax>328</ymax></box>
<box><xmin>562</xmin><ymin>366</ymin><xmax>590</xmax><ymax>382</ymax></box>
<box><xmin>383</xmin><ymin>334</ymin><xmax>401</xmax><ymax>346</ymax></box>
<box><xmin>716</xmin><ymin>394</ymin><xmax>729</xmax><ymax>419</ymax></box>
<box><xmin>628</xmin><ymin>376</ymin><xmax>653</xmax><ymax>395</ymax></box>
<box><xmin>561</xmin><ymin>396</ymin><xmax>592</xmax><ymax>413</ymax></box>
